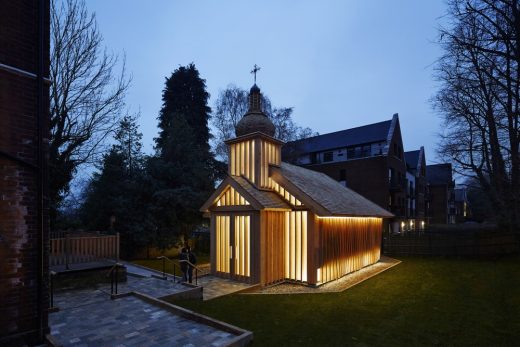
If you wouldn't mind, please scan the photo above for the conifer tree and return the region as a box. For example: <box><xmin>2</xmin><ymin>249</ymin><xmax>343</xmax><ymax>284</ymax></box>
<box><xmin>82</xmin><ymin>115</ymin><xmax>152</xmax><ymax>256</ymax></box>
<box><xmin>150</xmin><ymin>64</ymin><xmax>219</xmax><ymax>245</ymax></box>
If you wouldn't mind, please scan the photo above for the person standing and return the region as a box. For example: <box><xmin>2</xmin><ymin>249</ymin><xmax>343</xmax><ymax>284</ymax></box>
<box><xmin>187</xmin><ymin>247</ymin><xmax>197</xmax><ymax>284</ymax></box>
<box><xmin>179</xmin><ymin>247</ymin><xmax>188</xmax><ymax>282</ymax></box>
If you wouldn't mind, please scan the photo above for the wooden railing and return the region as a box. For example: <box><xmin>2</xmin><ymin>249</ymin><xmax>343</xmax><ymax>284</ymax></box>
<box><xmin>50</xmin><ymin>232</ymin><xmax>119</xmax><ymax>267</ymax></box>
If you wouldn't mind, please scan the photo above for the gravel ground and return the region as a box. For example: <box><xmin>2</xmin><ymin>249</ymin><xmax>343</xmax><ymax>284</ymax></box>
<box><xmin>244</xmin><ymin>256</ymin><xmax>401</xmax><ymax>294</ymax></box>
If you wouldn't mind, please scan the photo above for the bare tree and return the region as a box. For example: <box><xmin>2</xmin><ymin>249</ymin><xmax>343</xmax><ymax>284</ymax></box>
<box><xmin>433</xmin><ymin>0</ymin><xmax>520</xmax><ymax>231</ymax></box>
<box><xmin>49</xmin><ymin>0</ymin><xmax>130</xmax><ymax>223</ymax></box>
<box><xmin>211</xmin><ymin>85</ymin><xmax>317</xmax><ymax>161</ymax></box>
<box><xmin>211</xmin><ymin>85</ymin><xmax>248</xmax><ymax>159</ymax></box>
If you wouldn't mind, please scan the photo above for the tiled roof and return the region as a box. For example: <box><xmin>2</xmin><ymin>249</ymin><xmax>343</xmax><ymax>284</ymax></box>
<box><xmin>426</xmin><ymin>164</ymin><xmax>453</xmax><ymax>186</ymax></box>
<box><xmin>271</xmin><ymin>163</ymin><xmax>393</xmax><ymax>218</ymax></box>
<box><xmin>283</xmin><ymin>119</ymin><xmax>392</xmax><ymax>155</ymax></box>
<box><xmin>231</xmin><ymin>176</ymin><xmax>290</xmax><ymax>210</ymax></box>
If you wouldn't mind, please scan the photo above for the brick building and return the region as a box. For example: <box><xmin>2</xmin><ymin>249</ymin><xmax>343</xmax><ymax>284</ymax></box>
<box><xmin>283</xmin><ymin>114</ymin><xmax>409</xmax><ymax>233</ymax></box>
<box><xmin>426</xmin><ymin>164</ymin><xmax>455</xmax><ymax>224</ymax></box>
<box><xmin>0</xmin><ymin>0</ymin><xmax>50</xmax><ymax>345</ymax></box>
<box><xmin>404</xmin><ymin>147</ymin><xmax>428</xmax><ymax>230</ymax></box>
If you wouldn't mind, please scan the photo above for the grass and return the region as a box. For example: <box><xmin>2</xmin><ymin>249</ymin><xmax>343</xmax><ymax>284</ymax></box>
<box><xmin>132</xmin><ymin>254</ymin><xmax>210</xmax><ymax>275</ymax></box>
<box><xmin>174</xmin><ymin>255</ymin><xmax>520</xmax><ymax>346</ymax></box>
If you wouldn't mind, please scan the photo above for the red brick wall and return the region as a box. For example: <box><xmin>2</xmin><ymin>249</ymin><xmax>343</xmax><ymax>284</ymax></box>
<box><xmin>0</xmin><ymin>0</ymin><xmax>50</xmax><ymax>345</ymax></box>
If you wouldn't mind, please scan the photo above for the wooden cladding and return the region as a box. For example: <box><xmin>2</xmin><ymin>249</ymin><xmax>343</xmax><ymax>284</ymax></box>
<box><xmin>262</xmin><ymin>211</ymin><xmax>285</xmax><ymax>285</ymax></box>
<box><xmin>216</xmin><ymin>186</ymin><xmax>250</xmax><ymax>206</ymax></box>
<box><xmin>228</xmin><ymin>137</ymin><xmax>281</xmax><ymax>189</ymax></box>
<box><xmin>316</xmin><ymin>217</ymin><xmax>382</xmax><ymax>284</ymax></box>
<box><xmin>262</xmin><ymin>211</ymin><xmax>308</xmax><ymax>285</ymax></box>
<box><xmin>285</xmin><ymin>211</ymin><xmax>307</xmax><ymax>282</ymax></box>
<box><xmin>234</xmin><ymin>215</ymin><xmax>251</xmax><ymax>277</ymax></box>
<box><xmin>272</xmin><ymin>181</ymin><xmax>303</xmax><ymax>206</ymax></box>
<box><xmin>229</xmin><ymin>140</ymin><xmax>255</xmax><ymax>182</ymax></box>
<box><xmin>260</xmin><ymin>139</ymin><xmax>281</xmax><ymax>188</ymax></box>
<box><xmin>216</xmin><ymin>215</ymin><xmax>231</xmax><ymax>273</ymax></box>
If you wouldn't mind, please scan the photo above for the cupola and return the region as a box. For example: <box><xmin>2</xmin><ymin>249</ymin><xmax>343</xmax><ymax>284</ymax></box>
<box><xmin>235</xmin><ymin>84</ymin><xmax>276</xmax><ymax>137</ymax></box>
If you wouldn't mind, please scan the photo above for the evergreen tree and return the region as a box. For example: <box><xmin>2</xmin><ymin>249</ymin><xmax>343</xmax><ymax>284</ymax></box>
<box><xmin>82</xmin><ymin>115</ymin><xmax>153</xmax><ymax>256</ymax></box>
<box><xmin>150</xmin><ymin>64</ymin><xmax>218</xmax><ymax>247</ymax></box>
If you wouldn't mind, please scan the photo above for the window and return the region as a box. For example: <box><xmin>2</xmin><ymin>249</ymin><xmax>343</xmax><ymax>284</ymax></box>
<box><xmin>323</xmin><ymin>151</ymin><xmax>333</xmax><ymax>162</ymax></box>
<box><xmin>361</xmin><ymin>145</ymin><xmax>371</xmax><ymax>157</ymax></box>
<box><xmin>347</xmin><ymin>147</ymin><xmax>355</xmax><ymax>159</ymax></box>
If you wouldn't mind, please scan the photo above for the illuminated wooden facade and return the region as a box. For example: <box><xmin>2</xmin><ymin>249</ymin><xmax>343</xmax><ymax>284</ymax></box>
<box><xmin>201</xmin><ymin>83</ymin><xmax>393</xmax><ymax>286</ymax></box>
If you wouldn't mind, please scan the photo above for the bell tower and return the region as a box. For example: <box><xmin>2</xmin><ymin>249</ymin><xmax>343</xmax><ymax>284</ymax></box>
<box><xmin>225</xmin><ymin>67</ymin><xmax>283</xmax><ymax>189</ymax></box>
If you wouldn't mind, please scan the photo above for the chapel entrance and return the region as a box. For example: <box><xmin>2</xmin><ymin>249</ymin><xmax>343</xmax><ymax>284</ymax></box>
<box><xmin>215</xmin><ymin>214</ymin><xmax>251</xmax><ymax>281</ymax></box>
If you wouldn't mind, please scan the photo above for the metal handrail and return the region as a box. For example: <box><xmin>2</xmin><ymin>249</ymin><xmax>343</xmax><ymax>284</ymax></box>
<box><xmin>179</xmin><ymin>260</ymin><xmax>201</xmax><ymax>285</ymax></box>
<box><xmin>156</xmin><ymin>255</ymin><xmax>177</xmax><ymax>279</ymax></box>
<box><xmin>106</xmin><ymin>262</ymin><xmax>123</xmax><ymax>296</ymax></box>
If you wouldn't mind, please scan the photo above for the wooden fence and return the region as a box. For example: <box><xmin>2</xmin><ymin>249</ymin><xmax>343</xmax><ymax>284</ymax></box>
<box><xmin>383</xmin><ymin>231</ymin><xmax>519</xmax><ymax>257</ymax></box>
<box><xmin>50</xmin><ymin>232</ymin><xmax>120</xmax><ymax>267</ymax></box>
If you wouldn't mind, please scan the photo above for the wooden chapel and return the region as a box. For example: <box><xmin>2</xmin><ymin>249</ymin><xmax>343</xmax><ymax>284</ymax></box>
<box><xmin>201</xmin><ymin>82</ymin><xmax>393</xmax><ymax>286</ymax></box>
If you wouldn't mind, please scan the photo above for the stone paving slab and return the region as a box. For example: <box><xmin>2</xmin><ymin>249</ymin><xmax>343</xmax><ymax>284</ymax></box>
<box><xmin>196</xmin><ymin>276</ymin><xmax>257</xmax><ymax>301</ymax></box>
<box><xmin>50</xmin><ymin>292</ymin><xmax>239</xmax><ymax>347</ymax></box>
<box><xmin>107</xmin><ymin>276</ymin><xmax>188</xmax><ymax>298</ymax></box>
<box><xmin>245</xmin><ymin>256</ymin><xmax>401</xmax><ymax>295</ymax></box>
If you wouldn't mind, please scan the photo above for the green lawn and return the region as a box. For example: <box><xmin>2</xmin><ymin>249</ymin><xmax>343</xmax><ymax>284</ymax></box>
<box><xmin>175</xmin><ymin>256</ymin><xmax>520</xmax><ymax>346</ymax></box>
<box><xmin>132</xmin><ymin>254</ymin><xmax>210</xmax><ymax>275</ymax></box>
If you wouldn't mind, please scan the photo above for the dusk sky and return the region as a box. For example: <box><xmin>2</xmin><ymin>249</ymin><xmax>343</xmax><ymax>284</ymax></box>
<box><xmin>88</xmin><ymin>0</ymin><xmax>448</xmax><ymax>163</ymax></box>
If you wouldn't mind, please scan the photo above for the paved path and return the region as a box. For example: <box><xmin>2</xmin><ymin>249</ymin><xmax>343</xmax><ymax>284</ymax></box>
<box><xmin>197</xmin><ymin>276</ymin><xmax>257</xmax><ymax>301</ymax></box>
<box><xmin>122</xmin><ymin>261</ymin><xmax>257</xmax><ymax>301</ymax></box>
<box><xmin>50</xmin><ymin>292</ymin><xmax>236</xmax><ymax>346</ymax></box>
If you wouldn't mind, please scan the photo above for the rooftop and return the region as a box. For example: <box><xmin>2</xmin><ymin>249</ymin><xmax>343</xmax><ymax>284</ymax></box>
<box><xmin>271</xmin><ymin>162</ymin><xmax>393</xmax><ymax>218</ymax></box>
<box><xmin>283</xmin><ymin>118</ymin><xmax>392</xmax><ymax>154</ymax></box>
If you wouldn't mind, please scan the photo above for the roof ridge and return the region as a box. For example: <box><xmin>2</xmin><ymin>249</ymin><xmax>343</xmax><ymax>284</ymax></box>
<box><xmin>287</xmin><ymin>118</ymin><xmax>393</xmax><ymax>144</ymax></box>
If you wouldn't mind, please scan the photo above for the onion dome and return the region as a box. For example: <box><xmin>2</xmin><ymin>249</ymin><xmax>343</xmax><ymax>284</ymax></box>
<box><xmin>235</xmin><ymin>84</ymin><xmax>275</xmax><ymax>137</ymax></box>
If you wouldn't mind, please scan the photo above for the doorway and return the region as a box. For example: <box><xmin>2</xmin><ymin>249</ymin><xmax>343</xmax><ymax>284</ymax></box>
<box><xmin>215</xmin><ymin>214</ymin><xmax>251</xmax><ymax>280</ymax></box>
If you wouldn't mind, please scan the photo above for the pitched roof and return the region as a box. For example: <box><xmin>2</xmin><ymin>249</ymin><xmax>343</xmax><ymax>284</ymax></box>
<box><xmin>200</xmin><ymin>175</ymin><xmax>290</xmax><ymax>212</ymax></box>
<box><xmin>232</xmin><ymin>176</ymin><xmax>289</xmax><ymax>209</ymax></box>
<box><xmin>270</xmin><ymin>163</ymin><xmax>393</xmax><ymax>218</ymax></box>
<box><xmin>283</xmin><ymin>119</ymin><xmax>392</xmax><ymax>155</ymax></box>
<box><xmin>405</xmin><ymin>150</ymin><xmax>420</xmax><ymax>170</ymax></box>
<box><xmin>426</xmin><ymin>164</ymin><xmax>453</xmax><ymax>186</ymax></box>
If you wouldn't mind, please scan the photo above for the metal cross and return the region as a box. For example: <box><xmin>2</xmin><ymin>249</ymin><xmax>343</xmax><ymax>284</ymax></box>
<box><xmin>250</xmin><ymin>64</ymin><xmax>261</xmax><ymax>84</ymax></box>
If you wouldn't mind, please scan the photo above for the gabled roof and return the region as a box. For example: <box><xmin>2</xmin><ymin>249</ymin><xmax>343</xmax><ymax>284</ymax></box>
<box><xmin>283</xmin><ymin>119</ymin><xmax>392</xmax><ymax>155</ymax></box>
<box><xmin>282</xmin><ymin>114</ymin><xmax>400</xmax><ymax>158</ymax></box>
<box><xmin>426</xmin><ymin>164</ymin><xmax>453</xmax><ymax>186</ymax></box>
<box><xmin>270</xmin><ymin>163</ymin><xmax>393</xmax><ymax>218</ymax></box>
<box><xmin>200</xmin><ymin>175</ymin><xmax>290</xmax><ymax>212</ymax></box>
<box><xmin>405</xmin><ymin>147</ymin><xmax>426</xmax><ymax>175</ymax></box>
<box><xmin>405</xmin><ymin>150</ymin><xmax>420</xmax><ymax>170</ymax></box>
<box><xmin>232</xmin><ymin>176</ymin><xmax>289</xmax><ymax>209</ymax></box>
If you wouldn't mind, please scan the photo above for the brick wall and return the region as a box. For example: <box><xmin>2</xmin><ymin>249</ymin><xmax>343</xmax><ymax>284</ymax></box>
<box><xmin>0</xmin><ymin>0</ymin><xmax>50</xmax><ymax>345</ymax></box>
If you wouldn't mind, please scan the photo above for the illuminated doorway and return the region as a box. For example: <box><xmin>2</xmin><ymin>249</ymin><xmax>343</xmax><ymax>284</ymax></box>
<box><xmin>215</xmin><ymin>214</ymin><xmax>251</xmax><ymax>280</ymax></box>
